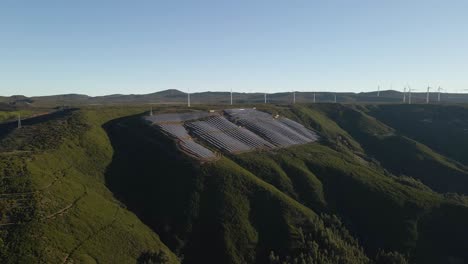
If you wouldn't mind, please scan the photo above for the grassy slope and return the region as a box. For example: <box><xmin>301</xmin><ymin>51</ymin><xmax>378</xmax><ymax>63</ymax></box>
<box><xmin>284</xmin><ymin>104</ymin><xmax>468</xmax><ymax>263</ymax></box>
<box><xmin>0</xmin><ymin>110</ymin><xmax>35</xmax><ymax>123</ymax></box>
<box><xmin>367</xmin><ymin>104</ymin><xmax>468</xmax><ymax>165</ymax></box>
<box><xmin>0</xmin><ymin>107</ymin><xmax>178</xmax><ymax>263</ymax></box>
<box><xmin>308</xmin><ymin>104</ymin><xmax>468</xmax><ymax>194</ymax></box>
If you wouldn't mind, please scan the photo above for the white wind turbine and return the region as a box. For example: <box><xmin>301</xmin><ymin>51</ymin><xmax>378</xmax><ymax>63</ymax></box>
<box><xmin>426</xmin><ymin>86</ymin><xmax>432</xmax><ymax>104</ymax></box>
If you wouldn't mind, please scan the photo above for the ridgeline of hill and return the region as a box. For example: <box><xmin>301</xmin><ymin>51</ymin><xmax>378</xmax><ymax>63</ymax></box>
<box><xmin>2</xmin><ymin>89</ymin><xmax>468</xmax><ymax>106</ymax></box>
<box><xmin>1</xmin><ymin>103</ymin><xmax>468</xmax><ymax>263</ymax></box>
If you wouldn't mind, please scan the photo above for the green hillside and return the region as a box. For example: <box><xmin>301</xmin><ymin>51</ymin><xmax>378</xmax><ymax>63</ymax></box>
<box><xmin>1</xmin><ymin>103</ymin><xmax>468</xmax><ymax>263</ymax></box>
<box><xmin>367</xmin><ymin>104</ymin><xmax>468</xmax><ymax>165</ymax></box>
<box><xmin>306</xmin><ymin>104</ymin><xmax>468</xmax><ymax>194</ymax></box>
<box><xmin>0</xmin><ymin>108</ymin><xmax>178</xmax><ymax>263</ymax></box>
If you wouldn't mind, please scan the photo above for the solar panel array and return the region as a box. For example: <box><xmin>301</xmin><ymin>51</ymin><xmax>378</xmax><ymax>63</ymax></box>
<box><xmin>146</xmin><ymin>112</ymin><xmax>215</xmax><ymax>124</ymax></box>
<box><xmin>186</xmin><ymin>116</ymin><xmax>274</xmax><ymax>153</ymax></box>
<box><xmin>224</xmin><ymin>109</ymin><xmax>318</xmax><ymax>147</ymax></box>
<box><xmin>278</xmin><ymin>118</ymin><xmax>318</xmax><ymax>140</ymax></box>
<box><xmin>147</xmin><ymin>109</ymin><xmax>318</xmax><ymax>160</ymax></box>
<box><xmin>156</xmin><ymin>123</ymin><xmax>190</xmax><ymax>139</ymax></box>
<box><xmin>179</xmin><ymin>140</ymin><xmax>216</xmax><ymax>159</ymax></box>
<box><xmin>146</xmin><ymin>113</ymin><xmax>217</xmax><ymax>160</ymax></box>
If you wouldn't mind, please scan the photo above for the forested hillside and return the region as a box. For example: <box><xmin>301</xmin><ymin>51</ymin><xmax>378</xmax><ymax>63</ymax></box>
<box><xmin>0</xmin><ymin>108</ymin><xmax>178</xmax><ymax>263</ymax></box>
<box><xmin>1</xmin><ymin>103</ymin><xmax>467</xmax><ymax>263</ymax></box>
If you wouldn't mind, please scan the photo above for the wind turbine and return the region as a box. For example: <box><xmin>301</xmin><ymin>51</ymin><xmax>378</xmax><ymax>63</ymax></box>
<box><xmin>426</xmin><ymin>86</ymin><xmax>431</xmax><ymax>104</ymax></box>
<box><xmin>408</xmin><ymin>87</ymin><xmax>412</xmax><ymax>104</ymax></box>
<box><xmin>377</xmin><ymin>86</ymin><xmax>380</xmax><ymax>97</ymax></box>
<box><xmin>313</xmin><ymin>92</ymin><xmax>316</xmax><ymax>103</ymax></box>
<box><xmin>293</xmin><ymin>91</ymin><xmax>296</xmax><ymax>104</ymax></box>
<box><xmin>17</xmin><ymin>114</ymin><xmax>21</xmax><ymax>129</ymax></box>
<box><xmin>403</xmin><ymin>87</ymin><xmax>407</xmax><ymax>103</ymax></box>
<box><xmin>437</xmin><ymin>87</ymin><xmax>444</xmax><ymax>103</ymax></box>
<box><xmin>334</xmin><ymin>93</ymin><xmax>337</xmax><ymax>103</ymax></box>
<box><xmin>230</xmin><ymin>88</ymin><xmax>233</xmax><ymax>105</ymax></box>
<box><xmin>150</xmin><ymin>107</ymin><xmax>153</xmax><ymax>116</ymax></box>
<box><xmin>187</xmin><ymin>88</ymin><xmax>191</xmax><ymax>107</ymax></box>
<box><xmin>264</xmin><ymin>90</ymin><xmax>267</xmax><ymax>104</ymax></box>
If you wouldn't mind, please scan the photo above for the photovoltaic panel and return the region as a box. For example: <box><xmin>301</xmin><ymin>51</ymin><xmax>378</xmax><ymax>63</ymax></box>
<box><xmin>180</xmin><ymin>139</ymin><xmax>216</xmax><ymax>159</ymax></box>
<box><xmin>146</xmin><ymin>112</ymin><xmax>217</xmax><ymax>160</ymax></box>
<box><xmin>278</xmin><ymin>118</ymin><xmax>319</xmax><ymax>140</ymax></box>
<box><xmin>146</xmin><ymin>112</ymin><xmax>215</xmax><ymax>124</ymax></box>
<box><xmin>156</xmin><ymin>123</ymin><xmax>191</xmax><ymax>139</ymax></box>
<box><xmin>202</xmin><ymin>116</ymin><xmax>275</xmax><ymax>149</ymax></box>
<box><xmin>186</xmin><ymin>120</ymin><xmax>253</xmax><ymax>153</ymax></box>
<box><xmin>147</xmin><ymin>109</ymin><xmax>318</xmax><ymax>160</ymax></box>
<box><xmin>224</xmin><ymin>109</ymin><xmax>318</xmax><ymax>147</ymax></box>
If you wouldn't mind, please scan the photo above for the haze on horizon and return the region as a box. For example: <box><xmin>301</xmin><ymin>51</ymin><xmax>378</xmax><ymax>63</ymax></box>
<box><xmin>1</xmin><ymin>0</ymin><xmax>467</xmax><ymax>97</ymax></box>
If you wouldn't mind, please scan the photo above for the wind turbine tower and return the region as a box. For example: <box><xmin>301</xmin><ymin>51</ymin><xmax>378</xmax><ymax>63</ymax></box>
<box><xmin>150</xmin><ymin>107</ymin><xmax>153</xmax><ymax>116</ymax></box>
<box><xmin>17</xmin><ymin>114</ymin><xmax>21</xmax><ymax>129</ymax></box>
<box><xmin>293</xmin><ymin>91</ymin><xmax>296</xmax><ymax>104</ymax></box>
<box><xmin>313</xmin><ymin>92</ymin><xmax>316</xmax><ymax>103</ymax></box>
<box><xmin>408</xmin><ymin>87</ymin><xmax>412</xmax><ymax>104</ymax></box>
<box><xmin>437</xmin><ymin>87</ymin><xmax>443</xmax><ymax>103</ymax></box>
<box><xmin>264</xmin><ymin>92</ymin><xmax>267</xmax><ymax>104</ymax></box>
<box><xmin>334</xmin><ymin>93</ymin><xmax>337</xmax><ymax>103</ymax></box>
<box><xmin>426</xmin><ymin>86</ymin><xmax>431</xmax><ymax>104</ymax></box>
<box><xmin>403</xmin><ymin>87</ymin><xmax>407</xmax><ymax>103</ymax></box>
<box><xmin>377</xmin><ymin>86</ymin><xmax>380</xmax><ymax>97</ymax></box>
<box><xmin>230</xmin><ymin>88</ymin><xmax>233</xmax><ymax>105</ymax></box>
<box><xmin>187</xmin><ymin>88</ymin><xmax>191</xmax><ymax>107</ymax></box>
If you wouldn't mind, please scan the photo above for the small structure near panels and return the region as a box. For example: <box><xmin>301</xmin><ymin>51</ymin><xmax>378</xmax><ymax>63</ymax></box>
<box><xmin>145</xmin><ymin>109</ymin><xmax>318</xmax><ymax>160</ymax></box>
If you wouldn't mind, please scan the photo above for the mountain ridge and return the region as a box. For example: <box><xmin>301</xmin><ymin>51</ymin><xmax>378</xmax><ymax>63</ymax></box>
<box><xmin>2</xmin><ymin>89</ymin><xmax>468</xmax><ymax>106</ymax></box>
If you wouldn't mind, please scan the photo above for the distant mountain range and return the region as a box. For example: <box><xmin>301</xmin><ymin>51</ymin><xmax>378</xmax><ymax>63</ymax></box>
<box><xmin>1</xmin><ymin>89</ymin><xmax>468</xmax><ymax>107</ymax></box>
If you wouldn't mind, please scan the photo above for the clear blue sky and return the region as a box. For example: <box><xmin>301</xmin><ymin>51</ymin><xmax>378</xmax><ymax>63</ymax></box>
<box><xmin>1</xmin><ymin>0</ymin><xmax>467</xmax><ymax>96</ymax></box>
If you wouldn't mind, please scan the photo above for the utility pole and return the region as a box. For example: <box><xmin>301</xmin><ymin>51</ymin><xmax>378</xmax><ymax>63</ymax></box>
<box><xmin>230</xmin><ymin>88</ymin><xmax>233</xmax><ymax>105</ymax></box>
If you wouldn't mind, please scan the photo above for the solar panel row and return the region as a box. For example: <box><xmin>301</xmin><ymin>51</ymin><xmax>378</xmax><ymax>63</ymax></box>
<box><xmin>186</xmin><ymin>120</ymin><xmax>252</xmax><ymax>153</ymax></box>
<box><xmin>278</xmin><ymin>118</ymin><xmax>319</xmax><ymax>140</ymax></box>
<box><xmin>185</xmin><ymin>116</ymin><xmax>276</xmax><ymax>153</ymax></box>
<box><xmin>224</xmin><ymin>109</ymin><xmax>318</xmax><ymax>147</ymax></box>
<box><xmin>146</xmin><ymin>112</ymin><xmax>215</xmax><ymax>124</ymax></box>
<box><xmin>179</xmin><ymin>140</ymin><xmax>216</xmax><ymax>159</ymax></box>
<box><xmin>204</xmin><ymin>116</ymin><xmax>275</xmax><ymax>149</ymax></box>
<box><xmin>148</xmin><ymin>109</ymin><xmax>318</xmax><ymax>159</ymax></box>
<box><xmin>156</xmin><ymin>123</ymin><xmax>190</xmax><ymax>139</ymax></box>
<box><xmin>154</xmin><ymin>122</ymin><xmax>216</xmax><ymax>159</ymax></box>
